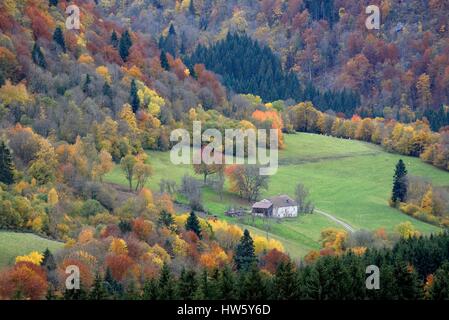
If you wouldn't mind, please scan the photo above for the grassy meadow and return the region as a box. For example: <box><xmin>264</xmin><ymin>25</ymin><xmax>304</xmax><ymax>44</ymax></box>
<box><xmin>0</xmin><ymin>232</ymin><xmax>63</xmax><ymax>267</ymax></box>
<box><xmin>106</xmin><ymin>133</ymin><xmax>448</xmax><ymax>258</ymax></box>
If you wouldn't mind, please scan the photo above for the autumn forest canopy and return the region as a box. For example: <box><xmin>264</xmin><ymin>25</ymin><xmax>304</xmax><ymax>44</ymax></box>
<box><xmin>0</xmin><ymin>0</ymin><xmax>449</xmax><ymax>302</ymax></box>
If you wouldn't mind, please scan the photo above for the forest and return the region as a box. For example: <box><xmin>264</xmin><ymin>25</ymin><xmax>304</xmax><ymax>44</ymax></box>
<box><xmin>0</xmin><ymin>0</ymin><xmax>449</xmax><ymax>301</ymax></box>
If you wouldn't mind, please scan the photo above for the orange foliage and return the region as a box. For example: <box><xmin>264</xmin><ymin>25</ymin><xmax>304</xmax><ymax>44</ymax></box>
<box><xmin>260</xmin><ymin>249</ymin><xmax>290</xmax><ymax>274</ymax></box>
<box><xmin>251</xmin><ymin>109</ymin><xmax>285</xmax><ymax>148</ymax></box>
<box><xmin>0</xmin><ymin>262</ymin><xmax>48</xmax><ymax>300</ymax></box>
<box><xmin>105</xmin><ymin>254</ymin><xmax>136</xmax><ymax>282</ymax></box>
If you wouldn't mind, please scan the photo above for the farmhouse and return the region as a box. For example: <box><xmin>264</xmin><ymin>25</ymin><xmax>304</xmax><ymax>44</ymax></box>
<box><xmin>252</xmin><ymin>195</ymin><xmax>298</xmax><ymax>219</ymax></box>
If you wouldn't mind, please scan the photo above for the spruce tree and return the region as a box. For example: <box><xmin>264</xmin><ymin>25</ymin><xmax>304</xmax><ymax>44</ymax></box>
<box><xmin>142</xmin><ymin>278</ymin><xmax>159</xmax><ymax>300</ymax></box>
<box><xmin>160</xmin><ymin>50</ymin><xmax>170</xmax><ymax>71</ymax></box>
<box><xmin>104</xmin><ymin>267</ymin><xmax>122</xmax><ymax>297</ymax></box>
<box><xmin>111</xmin><ymin>30</ymin><xmax>119</xmax><ymax>48</ymax></box>
<box><xmin>189</xmin><ymin>0</ymin><xmax>196</xmax><ymax>16</ymax></box>
<box><xmin>394</xmin><ymin>260</ymin><xmax>422</xmax><ymax>300</ymax></box>
<box><xmin>430</xmin><ymin>262</ymin><xmax>449</xmax><ymax>300</ymax></box>
<box><xmin>82</xmin><ymin>74</ymin><xmax>91</xmax><ymax>94</ymax></box>
<box><xmin>218</xmin><ymin>265</ymin><xmax>235</xmax><ymax>299</ymax></box>
<box><xmin>177</xmin><ymin>268</ymin><xmax>198</xmax><ymax>300</ymax></box>
<box><xmin>129</xmin><ymin>79</ymin><xmax>140</xmax><ymax>113</ymax></box>
<box><xmin>185</xmin><ymin>211</ymin><xmax>202</xmax><ymax>239</ymax></box>
<box><xmin>272</xmin><ymin>261</ymin><xmax>299</xmax><ymax>300</ymax></box>
<box><xmin>119</xmin><ymin>30</ymin><xmax>132</xmax><ymax>61</ymax></box>
<box><xmin>158</xmin><ymin>263</ymin><xmax>176</xmax><ymax>300</ymax></box>
<box><xmin>391</xmin><ymin>159</ymin><xmax>408</xmax><ymax>203</ymax></box>
<box><xmin>103</xmin><ymin>82</ymin><xmax>112</xmax><ymax>99</ymax></box>
<box><xmin>53</xmin><ymin>26</ymin><xmax>66</xmax><ymax>52</ymax></box>
<box><xmin>0</xmin><ymin>141</ymin><xmax>14</xmax><ymax>185</ymax></box>
<box><xmin>297</xmin><ymin>265</ymin><xmax>320</xmax><ymax>300</ymax></box>
<box><xmin>88</xmin><ymin>273</ymin><xmax>107</xmax><ymax>300</ymax></box>
<box><xmin>238</xmin><ymin>264</ymin><xmax>267</xmax><ymax>300</ymax></box>
<box><xmin>42</xmin><ymin>249</ymin><xmax>57</xmax><ymax>273</ymax></box>
<box><xmin>32</xmin><ymin>43</ymin><xmax>47</xmax><ymax>69</ymax></box>
<box><xmin>158</xmin><ymin>210</ymin><xmax>176</xmax><ymax>231</ymax></box>
<box><xmin>234</xmin><ymin>229</ymin><xmax>257</xmax><ymax>271</ymax></box>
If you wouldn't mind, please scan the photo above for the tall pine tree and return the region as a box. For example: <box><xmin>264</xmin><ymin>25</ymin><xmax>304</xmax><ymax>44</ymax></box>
<box><xmin>119</xmin><ymin>30</ymin><xmax>132</xmax><ymax>61</ymax></box>
<box><xmin>185</xmin><ymin>211</ymin><xmax>202</xmax><ymax>239</ymax></box>
<box><xmin>111</xmin><ymin>30</ymin><xmax>119</xmax><ymax>48</ymax></box>
<box><xmin>234</xmin><ymin>229</ymin><xmax>257</xmax><ymax>271</ymax></box>
<box><xmin>53</xmin><ymin>27</ymin><xmax>66</xmax><ymax>52</ymax></box>
<box><xmin>391</xmin><ymin>159</ymin><xmax>408</xmax><ymax>204</ymax></box>
<box><xmin>0</xmin><ymin>141</ymin><xmax>14</xmax><ymax>185</ymax></box>
<box><xmin>129</xmin><ymin>79</ymin><xmax>140</xmax><ymax>113</ymax></box>
<box><xmin>160</xmin><ymin>50</ymin><xmax>170</xmax><ymax>71</ymax></box>
<box><xmin>32</xmin><ymin>43</ymin><xmax>47</xmax><ymax>69</ymax></box>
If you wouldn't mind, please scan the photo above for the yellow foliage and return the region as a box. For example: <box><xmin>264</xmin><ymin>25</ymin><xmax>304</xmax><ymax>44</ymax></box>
<box><xmin>396</xmin><ymin>221</ymin><xmax>420</xmax><ymax>239</ymax></box>
<box><xmin>119</xmin><ymin>104</ymin><xmax>138</xmax><ymax>132</ymax></box>
<box><xmin>48</xmin><ymin>188</ymin><xmax>59</xmax><ymax>206</ymax></box>
<box><xmin>78</xmin><ymin>228</ymin><xmax>95</xmax><ymax>244</ymax></box>
<box><xmin>421</xmin><ymin>187</ymin><xmax>433</xmax><ymax>215</ymax></box>
<box><xmin>136</xmin><ymin>81</ymin><xmax>165</xmax><ymax>117</ymax></box>
<box><xmin>253</xmin><ymin>235</ymin><xmax>284</xmax><ymax>255</ymax></box>
<box><xmin>109</xmin><ymin>238</ymin><xmax>128</xmax><ymax>255</ymax></box>
<box><xmin>172</xmin><ymin>235</ymin><xmax>188</xmax><ymax>257</ymax></box>
<box><xmin>174</xmin><ymin>213</ymin><xmax>189</xmax><ymax>228</ymax></box>
<box><xmin>320</xmin><ymin>228</ymin><xmax>348</xmax><ymax>254</ymax></box>
<box><xmin>31</xmin><ymin>216</ymin><xmax>43</xmax><ymax>233</ymax></box>
<box><xmin>15</xmin><ymin>251</ymin><xmax>44</xmax><ymax>266</ymax></box>
<box><xmin>145</xmin><ymin>244</ymin><xmax>171</xmax><ymax>267</ymax></box>
<box><xmin>96</xmin><ymin>66</ymin><xmax>112</xmax><ymax>83</ymax></box>
<box><xmin>0</xmin><ymin>80</ymin><xmax>32</xmax><ymax>105</ymax></box>
<box><xmin>78</xmin><ymin>54</ymin><xmax>94</xmax><ymax>64</ymax></box>
<box><xmin>350</xmin><ymin>247</ymin><xmax>367</xmax><ymax>256</ymax></box>
<box><xmin>139</xmin><ymin>187</ymin><xmax>154</xmax><ymax>206</ymax></box>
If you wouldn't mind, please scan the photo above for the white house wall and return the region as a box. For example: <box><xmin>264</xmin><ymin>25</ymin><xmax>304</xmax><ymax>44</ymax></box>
<box><xmin>273</xmin><ymin>206</ymin><xmax>298</xmax><ymax>218</ymax></box>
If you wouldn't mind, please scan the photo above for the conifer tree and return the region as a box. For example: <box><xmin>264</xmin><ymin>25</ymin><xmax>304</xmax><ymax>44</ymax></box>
<box><xmin>0</xmin><ymin>141</ymin><xmax>14</xmax><ymax>185</ymax></box>
<box><xmin>119</xmin><ymin>30</ymin><xmax>132</xmax><ymax>61</ymax></box>
<box><xmin>142</xmin><ymin>278</ymin><xmax>158</xmax><ymax>300</ymax></box>
<box><xmin>129</xmin><ymin>79</ymin><xmax>140</xmax><ymax>113</ymax></box>
<box><xmin>53</xmin><ymin>26</ymin><xmax>66</xmax><ymax>52</ymax></box>
<box><xmin>32</xmin><ymin>43</ymin><xmax>47</xmax><ymax>69</ymax></box>
<box><xmin>218</xmin><ymin>265</ymin><xmax>235</xmax><ymax>299</ymax></box>
<box><xmin>160</xmin><ymin>50</ymin><xmax>170</xmax><ymax>71</ymax></box>
<box><xmin>272</xmin><ymin>261</ymin><xmax>298</xmax><ymax>300</ymax></box>
<box><xmin>391</xmin><ymin>159</ymin><xmax>408</xmax><ymax>203</ymax></box>
<box><xmin>82</xmin><ymin>74</ymin><xmax>91</xmax><ymax>94</ymax></box>
<box><xmin>158</xmin><ymin>210</ymin><xmax>176</xmax><ymax>231</ymax></box>
<box><xmin>185</xmin><ymin>211</ymin><xmax>202</xmax><ymax>239</ymax></box>
<box><xmin>234</xmin><ymin>229</ymin><xmax>257</xmax><ymax>271</ymax></box>
<box><xmin>189</xmin><ymin>0</ymin><xmax>196</xmax><ymax>16</ymax></box>
<box><xmin>158</xmin><ymin>263</ymin><xmax>176</xmax><ymax>300</ymax></box>
<box><xmin>88</xmin><ymin>273</ymin><xmax>107</xmax><ymax>300</ymax></box>
<box><xmin>111</xmin><ymin>30</ymin><xmax>119</xmax><ymax>48</ymax></box>
<box><xmin>177</xmin><ymin>268</ymin><xmax>198</xmax><ymax>300</ymax></box>
<box><xmin>430</xmin><ymin>262</ymin><xmax>449</xmax><ymax>300</ymax></box>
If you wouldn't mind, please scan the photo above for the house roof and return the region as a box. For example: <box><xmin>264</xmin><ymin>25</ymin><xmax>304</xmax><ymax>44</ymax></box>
<box><xmin>252</xmin><ymin>199</ymin><xmax>273</xmax><ymax>209</ymax></box>
<box><xmin>269</xmin><ymin>195</ymin><xmax>297</xmax><ymax>208</ymax></box>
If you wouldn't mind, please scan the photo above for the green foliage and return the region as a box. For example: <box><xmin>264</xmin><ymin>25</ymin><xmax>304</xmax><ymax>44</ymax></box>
<box><xmin>234</xmin><ymin>229</ymin><xmax>257</xmax><ymax>271</ymax></box>
<box><xmin>31</xmin><ymin>43</ymin><xmax>47</xmax><ymax>69</ymax></box>
<box><xmin>185</xmin><ymin>211</ymin><xmax>202</xmax><ymax>239</ymax></box>
<box><xmin>53</xmin><ymin>27</ymin><xmax>66</xmax><ymax>52</ymax></box>
<box><xmin>119</xmin><ymin>30</ymin><xmax>132</xmax><ymax>61</ymax></box>
<box><xmin>0</xmin><ymin>141</ymin><xmax>14</xmax><ymax>185</ymax></box>
<box><xmin>129</xmin><ymin>79</ymin><xmax>140</xmax><ymax>113</ymax></box>
<box><xmin>111</xmin><ymin>30</ymin><xmax>119</xmax><ymax>48</ymax></box>
<box><xmin>160</xmin><ymin>50</ymin><xmax>170</xmax><ymax>71</ymax></box>
<box><xmin>392</xmin><ymin>159</ymin><xmax>408</xmax><ymax>203</ymax></box>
